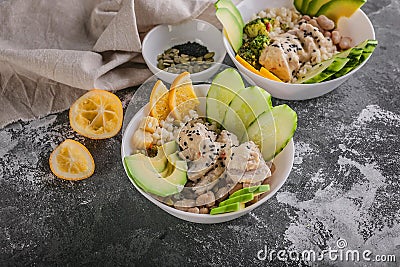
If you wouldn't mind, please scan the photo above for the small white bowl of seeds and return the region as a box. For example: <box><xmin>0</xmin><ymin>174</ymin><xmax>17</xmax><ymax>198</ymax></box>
<box><xmin>142</xmin><ymin>19</ymin><xmax>227</xmax><ymax>84</ymax></box>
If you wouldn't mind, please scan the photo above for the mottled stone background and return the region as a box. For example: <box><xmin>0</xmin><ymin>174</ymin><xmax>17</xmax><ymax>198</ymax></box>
<box><xmin>1</xmin><ymin>0</ymin><xmax>399</xmax><ymax>266</ymax></box>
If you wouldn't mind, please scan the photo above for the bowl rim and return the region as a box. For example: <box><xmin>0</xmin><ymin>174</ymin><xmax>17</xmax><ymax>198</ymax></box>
<box><xmin>142</xmin><ymin>18</ymin><xmax>226</xmax><ymax>78</ymax></box>
<box><xmin>121</xmin><ymin>83</ymin><xmax>294</xmax><ymax>220</ymax></box>
<box><xmin>223</xmin><ymin>1</ymin><xmax>376</xmax><ymax>87</ymax></box>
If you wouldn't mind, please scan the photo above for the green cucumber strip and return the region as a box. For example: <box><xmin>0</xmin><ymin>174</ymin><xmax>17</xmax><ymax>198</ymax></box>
<box><xmin>210</xmin><ymin>202</ymin><xmax>245</xmax><ymax>215</ymax></box>
<box><xmin>333</xmin><ymin>48</ymin><xmax>363</xmax><ymax>78</ymax></box>
<box><xmin>303</xmin><ymin>57</ymin><xmax>349</xmax><ymax>84</ymax></box>
<box><xmin>219</xmin><ymin>193</ymin><xmax>254</xmax><ymax>207</ymax></box>
<box><xmin>230</xmin><ymin>184</ymin><xmax>270</xmax><ymax>199</ymax></box>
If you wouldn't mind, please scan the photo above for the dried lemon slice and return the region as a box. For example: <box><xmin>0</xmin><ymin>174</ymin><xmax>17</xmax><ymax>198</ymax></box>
<box><xmin>149</xmin><ymin>80</ymin><xmax>170</xmax><ymax>122</ymax></box>
<box><xmin>69</xmin><ymin>90</ymin><xmax>123</xmax><ymax>139</ymax></box>
<box><xmin>168</xmin><ymin>72</ymin><xmax>199</xmax><ymax>121</ymax></box>
<box><xmin>49</xmin><ymin>139</ymin><xmax>95</xmax><ymax>180</ymax></box>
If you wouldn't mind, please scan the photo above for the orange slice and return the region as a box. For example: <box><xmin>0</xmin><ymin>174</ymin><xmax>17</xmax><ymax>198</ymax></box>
<box><xmin>49</xmin><ymin>139</ymin><xmax>95</xmax><ymax>181</ymax></box>
<box><xmin>236</xmin><ymin>54</ymin><xmax>283</xmax><ymax>82</ymax></box>
<box><xmin>260</xmin><ymin>67</ymin><xmax>283</xmax><ymax>82</ymax></box>
<box><xmin>69</xmin><ymin>90</ymin><xmax>123</xmax><ymax>139</ymax></box>
<box><xmin>168</xmin><ymin>72</ymin><xmax>199</xmax><ymax>121</ymax></box>
<box><xmin>235</xmin><ymin>54</ymin><xmax>260</xmax><ymax>75</ymax></box>
<box><xmin>149</xmin><ymin>80</ymin><xmax>170</xmax><ymax>121</ymax></box>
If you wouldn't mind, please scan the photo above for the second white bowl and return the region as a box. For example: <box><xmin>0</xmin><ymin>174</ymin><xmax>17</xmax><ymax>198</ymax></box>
<box><xmin>223</xmin><ymin>0</ymin><xmax>376</xmax><ymax>100</ymax></box>
<box><xmin>142</xmin><ymin>19</ymin><xmax>226</xmax><ymax>84</ymax></box>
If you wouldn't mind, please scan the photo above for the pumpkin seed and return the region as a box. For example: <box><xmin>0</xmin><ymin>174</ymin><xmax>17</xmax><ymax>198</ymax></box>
<box><xmin>204</xmin><ymin>52</ymin><xmax>215</xmax><ymax>59</ymax></box>
<box><xmin>157</xmin><ymin>45</ymin><xmax>215</xmax><ymax>73</ymax></box>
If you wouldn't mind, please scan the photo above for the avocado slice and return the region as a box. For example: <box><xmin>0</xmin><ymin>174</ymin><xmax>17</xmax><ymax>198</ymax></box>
<box><xmin>316</xmin><ymin>0</ymin><xmax>366</xmax><ymax>23</ymax></box>
<box><xmin>219</xmin><ymin>193</ymin><xmax>255</xmax><ymax>207</ymax></box>
<box><xmin>230</xmin><ymin>184</ymin><xmax>271</xmax><ymax>199</ymax></box>
<box><xmin>215</xmin><ymin>0</ymin><xmax>244</xmax><ymax>29</ymax></box>
<box><xmin>210</xmin><ymin>202</ymin><xmax>245</xmax><ymax>215</ymax></box>
<box><xmin>159</xmin><ymin>163</ymin><xmax>174</xmax><ymax>178</ymax></box>
<box><xmin>307</xmin><ymin>0</ymin><xmax>331</xmax><ymax>17</ymax></box>
<box><xmin>167</xmin><ymin>151</ymin><xmax>182</xmax><ymax>167</ymax></box>
<box><xmin>124</xmin><ymin>155</ymin><xmax>187</xmax><ymax>197</ymax></box>
<box><xmin>293</xmin><ymin>0</ymin><xmax>304</xmax><ymax>12</ymax></box>
<box><xmin>146</xmin><ymin>141</ymin><xmax>178</xmax><ymax>172</ymax></box>
<box><xmin>301</xmin><ymin>0</ymin><xmax>311</xmax><ymax>14</ymax></box>
<box><xmin>216</xmin><ymin>8</ymin><xmax>243</xmax><ymax>52</ymax></box>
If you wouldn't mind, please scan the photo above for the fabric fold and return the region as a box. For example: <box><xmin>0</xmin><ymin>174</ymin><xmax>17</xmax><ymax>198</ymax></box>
<box><xmin>0</xmin><ymin>0</ymin><xmax>214</xmax><ymax>128</ymax></box>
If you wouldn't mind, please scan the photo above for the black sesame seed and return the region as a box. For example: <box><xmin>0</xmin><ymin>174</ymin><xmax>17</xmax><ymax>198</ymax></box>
<box><xmin>189</xmin><ymin>137</ymin><xmax>193</xmax><ymax>141</ymax></box>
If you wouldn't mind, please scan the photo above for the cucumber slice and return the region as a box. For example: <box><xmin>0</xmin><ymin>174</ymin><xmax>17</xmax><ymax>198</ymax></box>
<box><xmin>206</xmin><ymin>68</ymin><xmax>245</xmax><ymax>125</ymax></box>
<box><xmin>219</xmin><ymin>193</ymin><xmax>254</xmax><ymax>207</ymax></box>
<box><xmin>333</xmin><ymin>39</ymin><xmax>378</xmax><ymax>79</ymax></box>
<box><xmin>223</xmin><ymin>86</ymin><xmax>272</xmax><ymax>140</ymax></box>
<box><xmin>216</xmin><ymin>8</ymin><xmax>243</xmax><ymax>52</ymax></box>
<box><xmin>295</xmin><ymin>59</ymin><xmax>334</xmax><ymax>84</ymax></box>
<box><xmin>296</xmin><ymin>57</ymin><xmax>349</xmax><ymax>84</ymax></box>
<box><xmin>230</xmin><ymin>184</ymin><xmax>270</xmax><ymax>198</ymax></box>
<box><xmin>359</xmin><ymin>39</ymin><xmax>378</xmax><ymax>63</ymax></box>
<box><xmin>247</xmin><ymin>105</ymin><xmax>297</xmax><ymax>161</ymax></box>
<box><xmin>210</xmin><ymin>202</ymin><xmax>245</xmax><ymax>215</ymax></box>
<box><xmin>332</xmin><ymin>48</ymin><xmax>363</xmax><ymax>78</ymax></box>
<box><xmin>215</xmin><ymin>0</ymin><xmax>244</xmax><ymax>29</ymax></box>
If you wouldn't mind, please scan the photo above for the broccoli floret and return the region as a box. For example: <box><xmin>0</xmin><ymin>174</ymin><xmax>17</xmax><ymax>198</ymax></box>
<box><xmin>243</xmin><ymin>18</ymin><xmax>274</xmax><ymax>39</ymax></box>
<box><xmin>238</xmin><ymin>35</ymin><xmax>270</xmax><ymax>70</ymax></box>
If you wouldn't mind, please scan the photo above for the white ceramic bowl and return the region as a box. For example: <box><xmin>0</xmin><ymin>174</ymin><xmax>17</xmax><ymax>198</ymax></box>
<box><xmin>142</xmin><ymin>19</ymin><xmax>226</xmax><ymax>84</ymax></box>
<box><xmin>223</xmin><ymin>0</ymin><xmax>376</xmax><ymax>100</ymax></box>
<box><xmin>121</xmin><ymin>84</ymin><xmax>294</xmax><ymax>224</ymax></box>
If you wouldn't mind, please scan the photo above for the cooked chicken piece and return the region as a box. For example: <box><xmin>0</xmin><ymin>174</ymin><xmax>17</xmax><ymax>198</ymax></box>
<box><xmin>259</xmin><ymin>22</ymin><xmax>336</xmax><ymax>82</ymax></box>
<box><xmin>192</xmin><ymin>164</ymin><xmax>225</xmax><ymax>195</ymax></box>
<box><xmin>226</xmin><ymin>141</ymin><xmax>271</xmax><ymax>184</ymax></box>
<box><xmin>186</xmin><ymin>139</ymin><xmax>221</xmax><ymax>181</ymax></box>
<box><xmin>259</xmin><ymin>33</ymin><xmax>302</xmax><ymax>82</ymax></box>
<box><xmin>178</xmin><ymin>122</ymin><xmax>217</xmax><ymax>161</ymax></box>
<box><xmin>297</xmin><ymin>23</ymin><xmax>336</xmax><ymax>64</ymax></box>
<box><xmin>217</xmin><ymin>130</ymin><xmax>239</xmax><ymax>148</ymax></box>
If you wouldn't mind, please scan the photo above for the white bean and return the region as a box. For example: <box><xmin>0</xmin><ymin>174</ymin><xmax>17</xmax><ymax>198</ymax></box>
<box><xmin>317</xmin><ymin>15</ymin><xmax>335</xmax><ymax>31</ymax></box>
<box><xmin>339</xmin><ymin>37</ymin><xmax>352</xmax><ymax>50</ymax></box>
<box><xmin>331</xmin><ymin>31</ymin><xmax>341</xmax><ymax>45</ymax></box>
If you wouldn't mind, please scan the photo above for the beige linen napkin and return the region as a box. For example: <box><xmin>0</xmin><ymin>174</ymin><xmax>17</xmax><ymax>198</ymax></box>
<box><xmin>0</xmin><ymin>0</ymin><xmax>215</xmax><ymax>128</ymax></box>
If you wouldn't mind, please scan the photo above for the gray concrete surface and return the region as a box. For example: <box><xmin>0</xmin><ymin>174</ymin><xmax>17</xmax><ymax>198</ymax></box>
<box><xmin>1</xmin><ymin>0</ymin><xmax>399</xmax><ymax>266</ymax></box>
